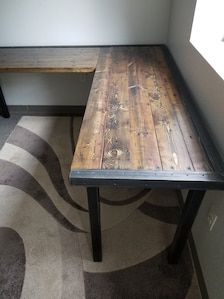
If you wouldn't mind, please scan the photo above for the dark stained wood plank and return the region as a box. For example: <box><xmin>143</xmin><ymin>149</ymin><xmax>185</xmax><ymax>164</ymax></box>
<box><xmin>147</xmin><ymin>74</ymin><xmax>179</xmax><ymax>170</ymax></box>
<box><xmin>102</xmin><ymin>47</ymin><xmax>131</xmax><ymax>169</ymax></box>
<box><xmin>128</xmin><ymin>47</ymin><xmax>162</xmax><ymax>170</ymax></box>
<box><xmin>127</xmin><ymin>49</ymin><xmax>143</xmax><ymax>169</ymax></box>
<box><xmin>149</xmin><ymin>47</ymin><xmax>194</xmax><ymax>171</ymax></box>
<box><xmin>141</xmin><ymin>49</ymin><xmax>184</xmax><ymax>170</ymax></box>
<box><xmin>154</xmin><ymin>47</ymin><xmax>212</xmax><ymax>171</ymax></box>
<box><xmin>0</xmin><ymin>48</ymin><xmax>99</xmax><ymax>73</ymax></box>
<box><xmin>72</xmin><ymin>48</ymin><xmax>112</xmax><ymax>169</ymax></box>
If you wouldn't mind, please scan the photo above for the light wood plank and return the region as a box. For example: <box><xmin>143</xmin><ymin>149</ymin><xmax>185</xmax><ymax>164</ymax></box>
<box><xmin>0</xmin><ymin>48</ymin><xmax>99</xmax><ymax>73</ymax></box>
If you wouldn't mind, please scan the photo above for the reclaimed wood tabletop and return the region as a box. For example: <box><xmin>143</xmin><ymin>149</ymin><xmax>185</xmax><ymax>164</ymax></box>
<box><xmin>0</xmin><ymin>45</ymin><xmax>222</xmax><ymax>186</ymax></box>
<box><xmin>71</xmin><ymin>46</ymin><xmax>213</xmax><ymax>175</ymax></box>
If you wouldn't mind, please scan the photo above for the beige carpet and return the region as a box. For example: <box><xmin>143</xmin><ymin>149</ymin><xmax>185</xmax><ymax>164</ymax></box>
<box><xmin>0</xmin><ymin>116</ymin><xmax>201</xmax><ymax>298</ymax></box>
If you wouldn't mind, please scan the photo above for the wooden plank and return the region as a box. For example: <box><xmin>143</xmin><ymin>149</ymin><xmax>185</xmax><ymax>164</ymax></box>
<box><xmin>0</xmin><ymin>48</ymin><xmax>99</xmax><ymax>73</ymax></box>
<box><xmin>102</xmin><ymin>47</ymin><xmax>131</xmax><ymax>169</ymax></box>
<box><xmin>128</xmin><ymin>47</ymin><xmax>162</xmax><ymax>170</ymax></box>
<box><xmin>154</xmin><ymin>47</ymin><xmax>212</xmax><ymax>171</ymax></box>
<box><xmin>149</xmin><ymin>47</ymin><xmax>194</xmax><ymax>171</ymax></box>
<box><xmin>72</xmin><ymin>48</ymin><xmax>112</xmax><ymax>169</ymax></box>
<box><xmin>142</xmin><ymin>48</ymin><xmax>182</xmax><ymax>170</ymax></box>
<box><xmin>127</xmin><ymin>48</ymin><xmax>143</xmax><ymax>169</ymax></box>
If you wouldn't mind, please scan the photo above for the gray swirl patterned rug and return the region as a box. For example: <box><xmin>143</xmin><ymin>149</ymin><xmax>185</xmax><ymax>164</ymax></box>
<box><xmin>0</xmin><ymin>116</ymin><xmax>201</xmax><ymax>299</ymax></box>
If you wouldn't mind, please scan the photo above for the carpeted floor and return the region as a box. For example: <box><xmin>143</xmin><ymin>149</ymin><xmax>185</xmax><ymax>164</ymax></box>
<box><xmin>0</xmin><ymin>114</ymin><xmax>21</xmax><ymax>148</ymax></box>
<box><xmin>0</xmin><ymin>116</ymin><xmax>202</xmax><ymax>298</ymax></box>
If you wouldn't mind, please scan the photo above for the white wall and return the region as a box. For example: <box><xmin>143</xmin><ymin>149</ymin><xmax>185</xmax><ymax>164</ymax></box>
<box><xmin>0</xmin><ymin>0</ymin><xmax>171</xmax><ymax>106</ymax></box>
<box><xmin>0</xmin><ymin>0</ymin><xmax>170</xmax><ymax>46</ymax></box>
<box><xmin>168</xmin><ymin>1</ymin><xmax>224</xmax><ymax>298</ymax></box>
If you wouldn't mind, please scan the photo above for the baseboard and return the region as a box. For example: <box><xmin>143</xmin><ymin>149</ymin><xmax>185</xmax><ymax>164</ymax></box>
<box><xmin>8</xmin><ymin>105</ymin><xmax>86</xmax><ymax>116</ymax></box>
<box><xmin>176</xmin><ymin>190</ymin><xmax>209</xmax><ymax>299</ymax></box>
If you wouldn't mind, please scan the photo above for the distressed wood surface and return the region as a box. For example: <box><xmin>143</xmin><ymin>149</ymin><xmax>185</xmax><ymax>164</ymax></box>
<box><xmin>72</xmin><ymin>46</ymin><xmax>212</xmax><ymax>173</ymax></box>
<box><xmin>0</xmin><ymin>47</ymin><xmax>99</xmax><ymax>73</ymax></box>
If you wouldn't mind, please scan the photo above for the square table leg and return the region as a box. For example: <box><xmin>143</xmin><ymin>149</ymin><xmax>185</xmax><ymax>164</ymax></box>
<box><xmin>87</xmin><ymin>187</ymin><xmax>102</xmax><ymax>262</ymax></box>
<box><xmin>168</xmin><ymin>190</ymin><xmax>206</xmax><ymax>264</ymax></box>
<box><xmin>0</xmin><ymin>86</ymin><xmax>10</xmax><ymax>118</ymax></box>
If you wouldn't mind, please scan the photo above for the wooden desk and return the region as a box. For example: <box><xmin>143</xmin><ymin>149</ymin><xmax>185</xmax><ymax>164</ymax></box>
<box><xmin>70</xmin><ymin>46</ymin><xmax>224</xmax><ymax>263</ymax></box>
<box><xmin>1</xmin><ymin>46</ymin><xmax>223</xmax><ymax>264</ymax></box>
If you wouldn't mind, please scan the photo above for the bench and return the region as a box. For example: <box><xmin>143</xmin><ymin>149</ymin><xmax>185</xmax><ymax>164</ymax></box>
<box><xmin>1</xmin><ymin>46</ymin><xmax>223</xmax><ymax>263</ymax></box>
<box><xmin>69</xmin><ymin>46</ymin><xmax>224</xmax><ymax>263</ymax></box>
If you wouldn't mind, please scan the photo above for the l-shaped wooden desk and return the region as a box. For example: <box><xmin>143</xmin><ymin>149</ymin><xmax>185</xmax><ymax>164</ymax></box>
<box><xmin>1</xmin><ymin>46</ymin><xmax>224</xmax><ymax>264</ymax></box>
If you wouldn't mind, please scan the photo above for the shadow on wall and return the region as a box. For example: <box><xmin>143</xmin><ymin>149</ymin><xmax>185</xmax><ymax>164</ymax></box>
<box><xmin>0</xmin><ymin>72</ymin><xmax>94</xmax><ymax>106</ymax></box>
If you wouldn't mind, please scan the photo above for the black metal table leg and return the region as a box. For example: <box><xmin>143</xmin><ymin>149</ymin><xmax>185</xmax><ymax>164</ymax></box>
<box><xmin>0</xmin><ymin>86</ymin><xmax>10</xmax><ymax>118</ymax></box>
<box><xmin>87</xmin><ymin>187</ymin><xmax>102</xmax><ymax>262</ymax></box>
<box><xmin>168</xmin><ymin>190</ymin><xmax>206</xmax><ymax>264</ymax></box>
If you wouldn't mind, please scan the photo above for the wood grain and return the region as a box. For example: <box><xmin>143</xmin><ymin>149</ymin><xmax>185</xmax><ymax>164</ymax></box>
<box><xmin>0</xmin><ymin>48</ymin><xmax>99</xmax><ymax>73</ymax></box>
<box><xmin>150</xmin><ymin>48</ymin><xmax>194</xmax><ymax>171</ymax></box>
<box><xmin>128</xmin><ymin>47</ymin><xmax>162</xmax><ymax>170</ymax></box>
<box><xmin>153</xmin><ymin>47</ymin><xmax>211</xmax><ymax>171</ymax></box>
<box><xmin>72</xmin><ymin>48</ymin><xmax>112</xmax><ymax>169</ymax></box>
<box><xmin>72</xmin><ymin>46</ymin><xmax>212</xmax><ymax>173</ymax></box>
<box><xmin>102</xmin><ymin>47</ymin><xmax>131</xmax><ymax>169</ymax></box>
<box><xmin>0</xmin><ymin>46</ymin><xmax>214</xmax><ymax>174</ymax></box>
